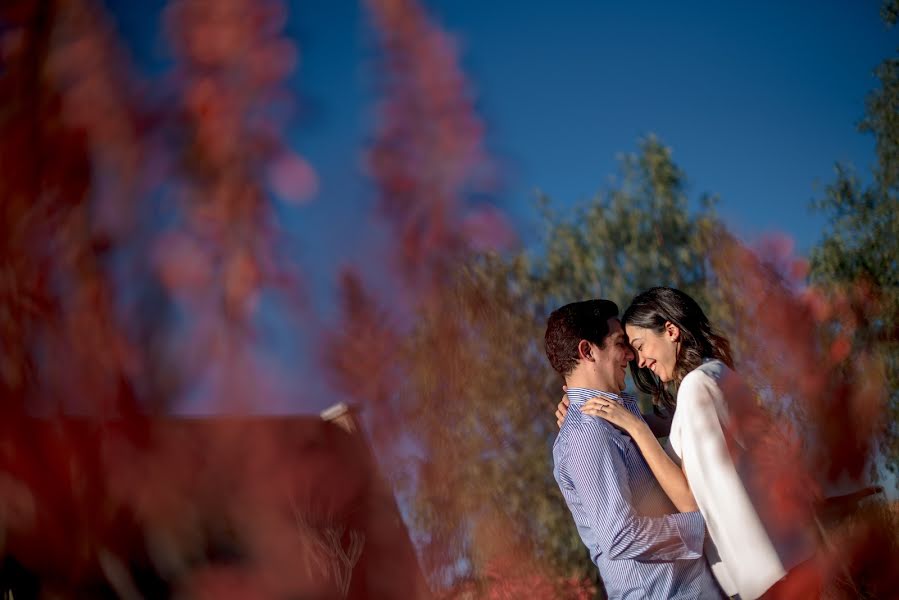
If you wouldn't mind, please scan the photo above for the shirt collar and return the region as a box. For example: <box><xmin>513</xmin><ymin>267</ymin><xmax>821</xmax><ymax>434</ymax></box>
<box><xmin>566</xmin><ymin>387</ymin><xmax>635</xmax><ymax>407</ymax></box>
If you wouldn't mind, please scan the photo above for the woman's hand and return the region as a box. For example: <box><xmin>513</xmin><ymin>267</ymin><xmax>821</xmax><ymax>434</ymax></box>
<box><xmin>581</xmin><ymin>396</ymin><xmax>648</xmax><ymax>438</ymax></box>
<box><xmin>584</xmin><ymin>396</ymin><xmax>698</xmax><ymax>513</ymax></box>
<box><xmin>555</xmin><ymin>386</ymin><xmax>569</xmax><ymax>429</ymax></box>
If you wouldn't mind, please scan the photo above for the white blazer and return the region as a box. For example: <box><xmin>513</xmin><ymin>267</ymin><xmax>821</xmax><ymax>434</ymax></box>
<box><xmin>668</xmin><ymin>359</ymin><xmax>813</xmax><ymax>599</ymax></box>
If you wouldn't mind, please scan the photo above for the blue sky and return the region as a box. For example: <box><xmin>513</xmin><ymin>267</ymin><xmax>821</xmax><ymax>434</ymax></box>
<box><xmin>435</xmin><ymin>1</ymin><xmax>892</xmax><ymax>247</ymax></box>
<box><xmin>278</xmin><ymin>0</ymin><xmax>897</xmax><ymax>309</ymax></box>
<box><xmin>109</xmin><ymin>1</ymin><xmax>896</xmax><ymax>412</ymax></box>
<box><xmin>113</xmin><ymin>0</ymin><xmax>896</xmax><ymax>271</ymax></box>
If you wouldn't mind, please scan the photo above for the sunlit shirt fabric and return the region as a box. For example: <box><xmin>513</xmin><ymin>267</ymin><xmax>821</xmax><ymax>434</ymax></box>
<box><xmin>669</xmin><ymin>359</ymin><xmax>815</xmax><ymax>599</ymax></box>
<box><xmin>553</xmin><ymin>388</ymin><xmax>723</xmax><ymax>599</ymax></box>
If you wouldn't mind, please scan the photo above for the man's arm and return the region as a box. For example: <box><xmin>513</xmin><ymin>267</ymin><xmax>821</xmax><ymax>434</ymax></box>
<box><xmin>567</xmin><ymin>420</ymin><xmax>705</xmax><ymax>562</ymax></box>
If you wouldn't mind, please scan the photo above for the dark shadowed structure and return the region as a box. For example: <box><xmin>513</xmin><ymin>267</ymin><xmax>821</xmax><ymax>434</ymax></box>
<box><xmin>0</xmin><ymin>404</ymin><xmax>429</xmax><ymax>599</ymax></box>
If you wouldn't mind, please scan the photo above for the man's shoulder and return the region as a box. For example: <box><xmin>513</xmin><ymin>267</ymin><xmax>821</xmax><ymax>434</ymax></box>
<box><xmin>559</xmin><ymin>412</ymin><xmax>623</xmax><ymax>450</ymax></box>
<box><xmin>563</xmin><ymin>409</ymin><xmax>611</xmax><ymax>430</ymax></box>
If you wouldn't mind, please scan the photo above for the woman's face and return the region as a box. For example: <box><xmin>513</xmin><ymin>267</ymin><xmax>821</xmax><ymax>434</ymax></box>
<box><xmin>625</xmin><ymin>322</ymin><xmax>679</xmax><ymax>383</ymax></box>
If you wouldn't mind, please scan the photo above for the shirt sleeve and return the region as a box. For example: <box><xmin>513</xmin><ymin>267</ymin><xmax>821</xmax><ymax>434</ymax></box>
<box><xmin>567</xmin><ymin>419</ymin><xmax>706</xmax><ymax>562</ymax></box>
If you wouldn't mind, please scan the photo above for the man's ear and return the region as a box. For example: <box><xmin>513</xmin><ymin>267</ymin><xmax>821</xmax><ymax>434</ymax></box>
<box><xmin>577</xmin><ymin>340</ymin><xmax>594</xmax><ymax>361</ymax></box>
<box><xmin>664</xmin><ymin>321</ymin><xmax>680</xmax><ymax>343</ymax></box>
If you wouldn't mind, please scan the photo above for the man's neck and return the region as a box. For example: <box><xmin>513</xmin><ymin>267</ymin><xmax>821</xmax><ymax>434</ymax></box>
<box><xmin>565</xmin><ymin>373</ymin><xmax>616</xmax><ymax>395</ymax></box>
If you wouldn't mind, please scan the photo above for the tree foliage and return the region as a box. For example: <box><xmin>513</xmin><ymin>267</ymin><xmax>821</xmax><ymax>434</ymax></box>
<box><xmin>809</xmin><ymin>4</ymin><xmax>899</xmax><ymax>479</ymax></box>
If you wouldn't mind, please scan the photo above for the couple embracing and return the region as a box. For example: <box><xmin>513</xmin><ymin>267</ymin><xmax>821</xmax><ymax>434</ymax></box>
<box><xmin>546</xmin><ymin>287</ymin><xmax>818</xmax><ymax>599</ymax></box>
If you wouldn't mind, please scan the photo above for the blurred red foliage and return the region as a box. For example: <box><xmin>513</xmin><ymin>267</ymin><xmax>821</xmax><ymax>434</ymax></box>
<box><xmin>0</xmin><ymin>0</ymin><xmax>430</xmax><ymax>597</ymax></box>
<box><xmin>1</xmin><ymin>0</ymin><xmax>894</xmax><ymax>597</ymax></box>
<box><xmin>712</xmin><ymin>232</ymin><xmax>897</xmax><ymax>596</ymax></box>
<box><xmin>362</xmin><ymin>0</ymin><xmax>511</xmax><ymax>286</ymax></box>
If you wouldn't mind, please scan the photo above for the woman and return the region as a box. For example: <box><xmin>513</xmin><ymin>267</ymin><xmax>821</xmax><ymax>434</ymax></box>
<box><xmin>556</xmin><ymin>287</ymin><xmax>816</xmax><ymax>599</ymax></box>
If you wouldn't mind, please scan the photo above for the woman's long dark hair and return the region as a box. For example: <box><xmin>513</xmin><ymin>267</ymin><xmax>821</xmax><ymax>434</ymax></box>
<box><xmin>622</xmin><ymin>287</ymin><xmax>734</xmax><ymax>412</ymax></box>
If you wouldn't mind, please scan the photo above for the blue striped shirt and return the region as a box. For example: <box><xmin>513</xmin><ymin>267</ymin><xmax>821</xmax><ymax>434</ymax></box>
<box><xmin>553</xmin><ymin>388</ymin><xmax>724</xmax><ymax>599</ymax></box>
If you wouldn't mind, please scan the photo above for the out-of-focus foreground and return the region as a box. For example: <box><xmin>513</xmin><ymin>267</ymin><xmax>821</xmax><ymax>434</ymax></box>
<box><xmin>0</xmin><ymin>0</ymin><xmax>897</xmax><ymax>598</ymax></box>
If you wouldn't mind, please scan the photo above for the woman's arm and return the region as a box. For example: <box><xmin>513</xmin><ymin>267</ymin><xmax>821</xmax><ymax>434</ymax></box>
<box><xmin>581</xmin><ymin>397</ymin><xmax>698</xmax><ymax>513</ymax></box>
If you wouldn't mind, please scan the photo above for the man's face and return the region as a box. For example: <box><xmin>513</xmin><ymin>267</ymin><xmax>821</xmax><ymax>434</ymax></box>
<box><xmin>591</xmin><ymin>318</ymin><xmax>635</xmax><ymax>392</ymax></box>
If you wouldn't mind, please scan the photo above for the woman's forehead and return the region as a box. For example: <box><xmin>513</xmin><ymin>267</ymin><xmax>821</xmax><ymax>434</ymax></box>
<box><xmin>624</xmin><ymin>323</ymin><xmax>650</xmax><ymax>338</ymax></box>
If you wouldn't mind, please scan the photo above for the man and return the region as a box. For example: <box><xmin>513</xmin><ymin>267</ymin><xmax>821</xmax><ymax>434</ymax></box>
<box><xmin>545</xmin><ymin>299</ymin><xmax>722</xmax><ymax>599</ymax></box>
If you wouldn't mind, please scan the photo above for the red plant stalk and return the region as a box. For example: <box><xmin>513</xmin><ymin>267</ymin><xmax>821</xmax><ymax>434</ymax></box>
<box><xmin>159</xmin><ymin>0</ymin><xmax>308</xmax><ymax>411</ymax></box>
<box><xmin>712</xmin><ymin>232</ymin><xmax>892</xmax><ymax>595</ymax></box>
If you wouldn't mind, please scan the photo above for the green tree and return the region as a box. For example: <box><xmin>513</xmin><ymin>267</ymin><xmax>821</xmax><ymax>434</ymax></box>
<box><xmin>809</xmin><ymin>4</ymin><xmax>899</xmax><ymax>480</ymax></box>
<box><xmin>400</xmin><ymin>136</ymin><xmax>724</xmax><ymax>594</ymax></box>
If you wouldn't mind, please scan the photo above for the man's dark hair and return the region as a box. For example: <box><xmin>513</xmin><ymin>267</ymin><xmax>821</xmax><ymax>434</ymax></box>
<box><xmin>544</xmin><ymin>299</ymin><xmax>620</xmax><ymax>377</ymax></box>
